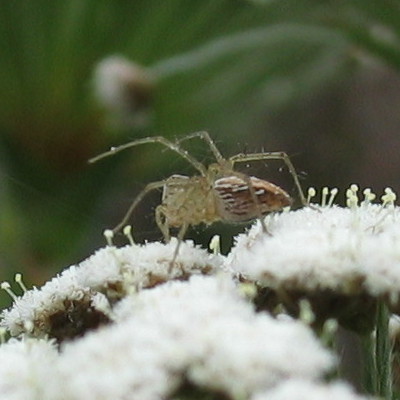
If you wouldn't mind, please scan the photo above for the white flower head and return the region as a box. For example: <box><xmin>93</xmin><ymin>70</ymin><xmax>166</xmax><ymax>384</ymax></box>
<box><xmin>0</xmin><ymin>267</ymin><xmax>107</xmax><ymax>340</ymax></box>
<box><xmin>227</xmin><ymin>186</ymin><xmax>400</xmax><ymax>331</ymax></box>
<box><xmin>49</xmin><ymin>275</ymin><xmax>334</xmax><ymax>400</ymax></box>
<box><xmin>1</xmin><ymin>239</ymin><xmax>223</xmax><ymax>341</ymax></box>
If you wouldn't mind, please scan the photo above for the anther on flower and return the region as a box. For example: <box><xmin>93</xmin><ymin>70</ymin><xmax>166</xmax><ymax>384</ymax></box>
<box><xmin>361</xmin><ymin>188</ymin><xmax>376</xmax><ymax>205</ymax></box>
<box><xmin>320</xmin><ymin>319</ymin><xmax>339</xmax><ymax>347</ymax></box>
<box><xmin>209</xmin><ymin>235</ymin><xmax>221</xmax><ymax>255</ymax></box>
<box><xmin>321</xmin><ymin>187</ymin><xmax>329</xmax><ymax>207</ymax></box>
<box><xmin>299</xmin><ymin>299</ymin><xmax>315</xmax><ymax>325</ymax></box>
<box><xmin>307</xmin><ymin>187</ymin><xmax>316</xmax><ymax>203</ymax></box>
<box><xmin>323</xmin><ymin>318</ymin><xmax>338</xmax><ymax>335</ymax></box>
<box><xmin>309</xmin><ymin>187</ymin><xmax>338</xmax><ymax>208</ymax></box>
<box><xmin>381</xmin><ymin>187</ymin><xmax>396</xmax><ymax>207</ymax></box>
<box><xmin>14</xmin><ymin>273</ymin><xmax>27</xmax><ymax>293</ymax></box>
<box><xmin>350</xmin><ymin>183</ymin><xmax>359</xmax><ymax>193</ymax></box>
<box><xmin>103</xmin><ymin>229</ymin><xmax>114</xmax><ymax>246</ymax></box>
<box><xmin>328</xmin><ymin>188</ymin><xmax>338</xmax><ymax>207</ymax></box>
<box><xmin>346</xmin><ymin>184</ymin><xmax>359</xmax><ymax>208</ymax></box>
<box><xmin>1</xmin><ymin>282</ymin><xmax>17</xmax><ymax>301</ymax></box>
<box><xmin>123</xmin><ymin>225</ymin><xmax>135</xmax><ymax>245</ymax></box>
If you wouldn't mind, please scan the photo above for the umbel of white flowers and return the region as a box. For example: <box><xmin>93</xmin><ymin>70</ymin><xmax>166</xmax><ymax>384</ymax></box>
<box><xmin>0</xmin><ymin>273</ymin><xmax>337</xmax><ymax>400</ymax></box>
<box><xmin>0</xmin><ymin>184</ymin><xmax>396</xmax><ymax>400</ymax></box>
<box><xmin>227</xmin><ymin>185</ymin><xmax>400</xmax><ymax>332</ymax></box>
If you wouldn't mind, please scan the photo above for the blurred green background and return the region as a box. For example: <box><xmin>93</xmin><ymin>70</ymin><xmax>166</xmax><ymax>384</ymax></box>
<box><xmin>1</xmin><ymin>0</ymin><xmax>400</xmax><ymax>303</ymax></box>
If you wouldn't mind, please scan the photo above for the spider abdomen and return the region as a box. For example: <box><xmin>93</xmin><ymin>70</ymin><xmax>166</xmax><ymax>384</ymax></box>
<box><xmin>213</xmin><ymin>176</ymin><xmax>292</xmax><ymax>222</ymax></box>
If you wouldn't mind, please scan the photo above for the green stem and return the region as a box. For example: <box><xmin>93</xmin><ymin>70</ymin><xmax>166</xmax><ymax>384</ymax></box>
<box><xmin>375</xmin><ymin>299</ymin><xmax>392</xmax><ymax>399</ymax></box>
<box><xmin>360</xmin><ymin>333</ymin><xmax>375</xmax><ymax>395</ymax></box>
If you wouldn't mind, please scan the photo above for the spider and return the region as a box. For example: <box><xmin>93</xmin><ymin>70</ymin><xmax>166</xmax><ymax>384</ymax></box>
<box><xmin>89</xmin><ymin>131</ymin><xmax>306</xmax><ymax>258</ymax></box>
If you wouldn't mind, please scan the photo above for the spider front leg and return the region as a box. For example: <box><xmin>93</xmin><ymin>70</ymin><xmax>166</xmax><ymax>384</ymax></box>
<box><xmin>112</xmin><ymin>180</ymin><xmax>166</xmax><ymax>234</ymax></box>
<box><xmin>176</xmin><ymin>131</ymin><xmax>224</xmax><ymax>163</ymax></box>
<box><xmin>229</xmin><ymin>151</ymin><xmax>307</xmax><ymax>206</ymax></box>
<box><xmin>89</xmin><ymin>136</ymin><xmax>207</xmax><ymax>176</ymax></box>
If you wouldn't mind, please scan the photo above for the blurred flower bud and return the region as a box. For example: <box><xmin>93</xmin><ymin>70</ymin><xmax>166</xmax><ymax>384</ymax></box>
<box><xmin>93</xmin><ymin>56</ymin><xmax>155</xmax><ymax>128</ymax></box>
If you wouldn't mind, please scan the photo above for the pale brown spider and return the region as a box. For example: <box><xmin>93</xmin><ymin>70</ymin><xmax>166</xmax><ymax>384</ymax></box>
<box><xmin>89</xmin><ymin>131</ymin><xmax>306</xmax><ymax>252</ymax></box>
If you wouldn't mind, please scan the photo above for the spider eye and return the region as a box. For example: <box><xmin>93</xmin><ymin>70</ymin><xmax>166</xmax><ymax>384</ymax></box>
<box><xmin>208</xmin><ymin>163</ymin><xmax>221</xmax><ymax>175</ymax></box>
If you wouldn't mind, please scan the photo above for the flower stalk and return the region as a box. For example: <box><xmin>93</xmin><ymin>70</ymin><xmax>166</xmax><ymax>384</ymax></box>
<box><xmin>374</xmin><ymin>299</ymin><xmax>392</xmax><ymax>399</ymax></box>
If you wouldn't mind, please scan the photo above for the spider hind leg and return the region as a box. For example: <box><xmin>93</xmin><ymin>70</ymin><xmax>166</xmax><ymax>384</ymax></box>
<box><xmin>229</xmin><ymin>151</ymin><xmax>307</xmax><ymax>206</ymax></box>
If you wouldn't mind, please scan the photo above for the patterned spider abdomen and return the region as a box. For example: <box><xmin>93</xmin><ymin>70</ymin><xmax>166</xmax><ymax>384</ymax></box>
<box><xmin>213</xmin><ymin>175</ymin><xmax>292</xmax><ymax>222</ymax></box>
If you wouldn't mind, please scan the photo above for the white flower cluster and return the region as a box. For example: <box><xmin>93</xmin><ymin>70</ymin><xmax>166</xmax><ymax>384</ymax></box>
<box><xmin>1</xmin><ymin>185</ymin><xmax>394</xmax><ymax>399</ymax></box>
<box><xmin>57</xmin><ymin>276</ymin><xmax>334</xmax><ymax>399</ymax></box>
<box><xmin>0</xmin><ymin>276</ymin><xmax>336</xmax><ymax>400</ymax></box>
<box><xmin>1</xmin><ymin>239</ymin><xmax>222</xmax><ymax>338</ymax></box>
<box><xmin>227</xmin><ymin>200</ymin><xmax>400</xmax><ymax>302</ymax></box>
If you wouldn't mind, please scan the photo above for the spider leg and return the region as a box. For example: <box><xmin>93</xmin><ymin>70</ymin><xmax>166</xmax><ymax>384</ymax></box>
<box><xmin>229</xmin><ymin>151</ymin><xmax>307</xmax><ymax>206</ymax></box>
<box><xmin>168</xmin><ymin>222</ymin><xmax>189</xmax><ymax>273</ymax></box>
<box><xmin>155</xmin><ymin>205</ymin><xmax>170</xmax><ymax>242</ymax></box>
<box><xmin>89</xmin><ymin>136</ymin><xmax>207</xmax><ymax>176</ymax></box>
<box><xmin>112</xmin><ymin>180</ymin><xmax>165</xmax><ymax>234</ymax></box>
<box><xmin>176</xmin><ymin>131</ymin><xmax>224</xmax><ymax>163</ymax></box>
<box><xmin>155</xmin><ymin>196</ymin><xmax>190</xmax><ymax>271</ymax></box>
